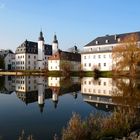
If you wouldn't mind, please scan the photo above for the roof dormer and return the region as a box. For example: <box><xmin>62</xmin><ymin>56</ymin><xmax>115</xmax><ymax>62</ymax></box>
<box><xmin>105</xmin><ymin>39</ymin><xmax>109</xmax><ymax>43</ymax></box>
<box><xmin>96</xmin><ymin>41</ymin><xmax>99</xmax><ymax>44</ymax></box>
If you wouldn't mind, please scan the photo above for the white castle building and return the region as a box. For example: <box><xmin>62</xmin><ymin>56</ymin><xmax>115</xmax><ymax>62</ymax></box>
<box><xmin>81</xmin><ymin>31</ymin><xmax>140</xmax><ymax>71</ymax></box>
<box><xmin>15</xmin><ymin>31</ymin><xmax>58</xmax><ymax>70</ymax></box>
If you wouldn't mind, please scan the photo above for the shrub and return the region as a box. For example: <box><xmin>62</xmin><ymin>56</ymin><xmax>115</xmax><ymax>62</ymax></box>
<box><xmin>62</xmin><ymin>108</ymin><xmax>137</xmax><ymax>140</ymax></box>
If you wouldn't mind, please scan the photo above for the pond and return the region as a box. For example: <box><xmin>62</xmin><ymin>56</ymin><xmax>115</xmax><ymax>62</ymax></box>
<box><xmin>0</xmin><ymin>76</ymin><xmax>140</xmax><ymax>140</ymax></box>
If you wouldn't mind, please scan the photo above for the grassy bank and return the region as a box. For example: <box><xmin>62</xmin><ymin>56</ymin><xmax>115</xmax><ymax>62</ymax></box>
<box><xmin>0</xmin><ymin>70</ymin><xmax>113</xmax><ymax>77</ymax></box>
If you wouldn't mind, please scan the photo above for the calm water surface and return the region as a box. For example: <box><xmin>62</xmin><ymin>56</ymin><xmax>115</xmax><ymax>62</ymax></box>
<box><xmin>0</xmin><ymin>76</ymin><xmax>139</xmax><ymax>140</ymax></box>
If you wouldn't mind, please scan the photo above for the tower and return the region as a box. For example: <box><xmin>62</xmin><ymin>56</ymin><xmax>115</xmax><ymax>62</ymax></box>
<box><xmin>38</xmin><ymin>77</ymin><xmax>45</xmax><ymax>113</ymax></box>
<box><xmin>52</xmin><ymin>89</ymin><xmax>59</xmax><ymax>109</ymax></box>
<box><xmin>52</xmin><ymin>34</ymin><xmax>58</xmax><ymax>54</ymax></box>
<box><xmin>38</xmin><ymin>31</ymin><xmax>45</xmax><ymax>70</ymax></box>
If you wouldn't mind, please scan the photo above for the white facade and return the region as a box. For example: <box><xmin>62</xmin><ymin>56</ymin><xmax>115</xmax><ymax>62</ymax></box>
<box><xmin>81</xmin><ymin>52</ymin><xmax>113</xmax><ymax>71</ymax></box>
<box><xmin>48</xmin><ymin>60</ymin><xmax>60</xmax><ymax>71</ymax></box>
<box><xmin>48</xmin><ymin>60</ymin><xmax>81</xmax><ymax>71</ymax></box>
<box><xmin>15</xmin><ymin>53</ymin><xmax>49</xmax><ymax>70</ymax></box>
<box><xmin>38</xmin><ymin>39</ymin><xmax>45</xmax><ymax>70</ymax></box>
<box><xmin>4</xmin><ymin>53</ymin><xmax>15</xmax><ymax>70</ymax></box>
<box><xmin>48</xmin><ymin>52</ymin><xmax>81</xmax><ymax>71</ymax></box>
<box><xmin>81</xmin><ymin>43</ymin><xmax>118</xmax><ymax>71</ymax></box>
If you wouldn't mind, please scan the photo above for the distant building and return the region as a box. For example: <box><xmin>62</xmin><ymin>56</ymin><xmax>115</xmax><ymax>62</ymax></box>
<box><xmin>67</xmin><ymin>45</ymin><xmax>79</xmax><ymax>53</ymax></box>
<box><xmin>15</xmin><ymin>31</ymin><xmax>58</xmax><ymax>70</ymax></box>
<box><xmin>4</xmin><ymin>31</ymin><xmax>81</xmax><ymax>71</ymax></box>
<box><xmin>48</xmin><ymin>50</ymin><xmax>81</xmax><ymax>71</ymax></box>
<box><xmin>0</xmin><ymin>49</ymin><xmax>13</xmax><ymax>57</ymax></box>
<box><xmin>4</xmin><ymin>52</ymin><xmax>15</xmax><ymax>70</ymax></box>
<box><xmin>0</xmin><ymin>49</ymin><xmax>14</xmax><ymax>70</ymax></box>
<box><xmin>81</xmin><ymin>31</ymin><xmax>140</xmax><ymax>71</ymax></box>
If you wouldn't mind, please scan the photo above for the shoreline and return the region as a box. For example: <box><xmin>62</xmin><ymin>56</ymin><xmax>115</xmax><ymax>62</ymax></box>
<box><xmin>1</xmin><ymin>70</ymin><xmax>140</xmax><ymax>78</ymax></box>
<box><xmin>0</xmin><ymin>70</ymin><xmax>112</xmax><ymax>77</ymax></box>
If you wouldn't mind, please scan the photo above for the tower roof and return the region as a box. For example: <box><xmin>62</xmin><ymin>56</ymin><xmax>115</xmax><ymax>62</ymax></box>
<box><xmin>53</xmin><ymin>34</ymin><xmax>58</xmax><ymax>43</ymax></box>
<box><xmin>38</xmin><ymin>31</ymin><xmax>44</xmax><ymax>41</ymax></box>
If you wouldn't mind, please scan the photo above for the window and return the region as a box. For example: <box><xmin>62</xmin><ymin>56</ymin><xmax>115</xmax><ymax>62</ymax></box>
<box><xmin>117</xmin><ymin>38</ymin><xmax>121</xmax><ymax>42</ymax></box>
<box><xmin>89</xmin><ymin>63</ymin><xmax>91</xmax><ymax>67</ymax></box>
<box><xmin>98</xmin><ymin>55</ymin><xmax>101</xmax><ymax>58</ymax></box>
<box><xmin>104</xmin><ymin>82</ymin><xmax>106</xmax><ymax>86</ymax></box>
<box><xmin>98</xmin><ymin>63</ymin><xmax>101</xmax><ymax>67</ymax></box>
<box><xmin>28</xmin><ymin>55</ymin><xmax>30</xmax><ymax>59</ymax></box>
<box><xmin>93</xmin><ymin>55</ymin><xmax>96</xmax><ymax>59</ymax></box>
<box><xmin>103</xmin><ymin>55</ymin><xmax>106</xmax><ymax>58</ymax></box>
<box><xmin>84</xmin><ymin>63</ymin><xmax>86</xmax><ymax>67</ymax></box>
<box><xmin>84</xmin><ymin>56</ymin><xmax>86</xmax><ymax>59</ymax></box>
<box><xmin>104</xmin><ymin>63</ymin><xmax>106</xmax><ymax>66</ymax></box>
<box><xmin>96</xmin><ymin>41</ymin><xmax>99</xmax><ymax>44</ymax></box>
<box><xmin>28</xmin><ymin>61</ymin><xmax>30</xmax><ymax>64</ymax></box>
<box><xmin>106</xmin><ymin>40</ymin><xmax>109</xmax><ymax>43</ymax></box>
<box><xmin>34</xmin><ymin>56</ymin><xmax>36</xmax><ymax>59</ymax></box>
<box><xmin>89</xmin><ymin>81</ymin><xmax>91</xmax><ymax>85</ymax></box>
<box><xmin>88</xmin><ymin>89</ymin><xmax>91</xmax><ymax>92</ymax></box>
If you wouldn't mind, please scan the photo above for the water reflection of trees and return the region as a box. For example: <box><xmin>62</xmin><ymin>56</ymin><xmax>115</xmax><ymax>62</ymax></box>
<box><xmin>112</xmin><ymin>78</ymin><xmax>140</xmax><ymax>109</ymax></box>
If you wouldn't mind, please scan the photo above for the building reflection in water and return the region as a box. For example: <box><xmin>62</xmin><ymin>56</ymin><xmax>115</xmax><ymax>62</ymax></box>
<box><xmin>1</xmin><ymin>76</ymin><xmax>80</xmax><ymax>112</ymax></box>
<box><xmin>81</xmin><ymin>77</ymin><xmax>140</xmax><ymax>112</ymax></box>
<box><xmin>48</xmin><ymin>77</ymin><xmax>80</xmax><ymax>108</ymax></box>
<box><xmin>81</xmin><ymin>77</ymin><xmax>116</xmax><ymax>111</ymax></box>
<box><xmin>15</xmin><ymin>76</ymin><xmax>51</xmax><ymax>113</ymax></box>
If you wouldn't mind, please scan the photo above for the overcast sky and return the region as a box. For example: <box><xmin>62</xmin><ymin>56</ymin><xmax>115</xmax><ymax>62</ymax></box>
<box><xmin>0</xmin><ymin>0</ymin><xmax>140</xmax><ymax>51</ymax></box>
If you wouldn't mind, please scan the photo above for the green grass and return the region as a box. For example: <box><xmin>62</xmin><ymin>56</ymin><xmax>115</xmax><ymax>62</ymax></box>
<box><xmin>1</xmin><ymin>70</ymin><xmax>113</xmax><ymax>77</ymax></box>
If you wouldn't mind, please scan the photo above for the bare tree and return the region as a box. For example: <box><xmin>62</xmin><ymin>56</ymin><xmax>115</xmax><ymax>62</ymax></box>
<box><xmin>112</xmin><ymin>33</ymin><xmax>140</xmax><ymax>77</ymax></box>
<box><xmin>60</xmin><ymin>61</ymin><xmax>71</xmax><ymax>77</ymax></box>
